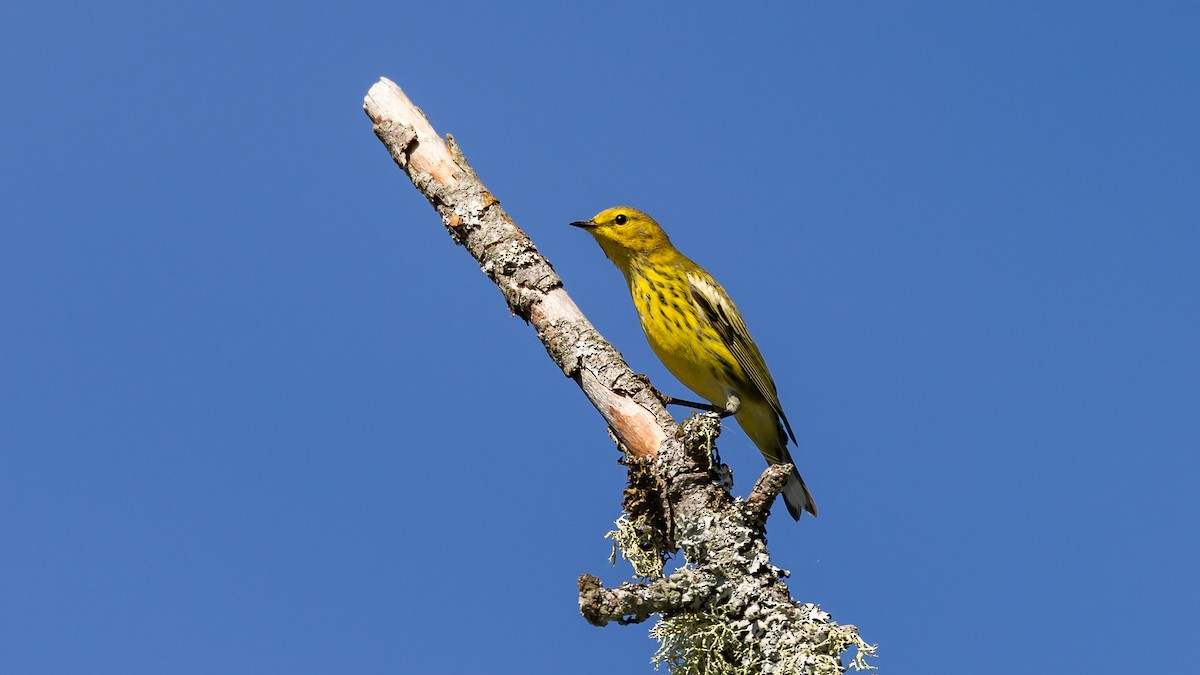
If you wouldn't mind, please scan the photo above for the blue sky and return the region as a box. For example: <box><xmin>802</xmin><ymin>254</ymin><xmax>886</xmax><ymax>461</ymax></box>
<box><xmin>2</xmin><ymin>2</ymin><xmax>1197</xmax><ymax>673</ymax></box>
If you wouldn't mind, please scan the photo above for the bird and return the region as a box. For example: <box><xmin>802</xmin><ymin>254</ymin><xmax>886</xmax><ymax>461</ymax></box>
<box><xmin>570</xmin><ymin>206</ymin><xmax>816</xmax><ymax>519</ymax></box>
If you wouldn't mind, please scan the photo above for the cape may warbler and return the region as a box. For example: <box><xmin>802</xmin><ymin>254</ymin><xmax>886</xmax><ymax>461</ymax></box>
<box><xmin>571</xmin><ymin>207</ymin><xmax>816</xmax><ymax>520</ymax></box>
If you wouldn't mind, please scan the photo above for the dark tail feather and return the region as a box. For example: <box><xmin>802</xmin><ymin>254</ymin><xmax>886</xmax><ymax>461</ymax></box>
<box><xmin>781</xmin><ymin>468</ymin><xmax>818</xmax><ymax>520</ymax></box>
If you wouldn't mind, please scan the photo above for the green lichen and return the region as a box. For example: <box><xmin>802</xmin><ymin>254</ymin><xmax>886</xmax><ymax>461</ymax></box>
<box><xmin>649</xmin><ymin>607</ymin><xmax>877</xmax><ymax>675</ymax></box>
<box><xmin>692</xmin><ymin>414</ymin><xmax>722</xmax><ymax>471</ymax></box>
<box><xmin>607</xmin><ymin>513</ymin><xmax>667</xmax><ymax>579</ymax></box>
<box><xmin>778</xmin><ymin>613</ymin><xmax>878</xmax><ymax>674</ymax></box>
<box><xmin>650</xmin><ymin>611</ymin><xmax>748</xmax><ymax>675</ymax></box>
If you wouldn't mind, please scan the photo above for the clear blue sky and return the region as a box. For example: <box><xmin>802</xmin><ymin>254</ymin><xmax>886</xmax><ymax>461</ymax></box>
<box><xmin>2</xmin><ymin>2</ymin><xmax>1197</xmax><ymax>673</ymax></box>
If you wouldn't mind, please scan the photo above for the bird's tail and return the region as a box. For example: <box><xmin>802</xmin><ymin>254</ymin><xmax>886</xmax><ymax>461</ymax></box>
<box><xmin>736</xmin><ymin>401</ymin><xmax>818</xmax><ymax>520</ymax></box>
<box><xmin>781</xmin><ymin>466</ymin><xmax>818</xmax><ymax>520</ymax></box>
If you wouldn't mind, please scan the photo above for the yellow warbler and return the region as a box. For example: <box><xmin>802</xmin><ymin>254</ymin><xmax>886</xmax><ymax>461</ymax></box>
<box><xmin>571</xmin><ymin>207</ymin><xmax>816</xmax><ymax>519</ymax></box>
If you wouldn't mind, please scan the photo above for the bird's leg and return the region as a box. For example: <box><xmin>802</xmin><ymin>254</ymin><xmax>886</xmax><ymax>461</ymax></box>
<box><xmin>662</xmin><ymin>394</ymin><xmax>740</xmax><ymax>419</ymax></box>
<box><xmin>663</xmin><ymin>396</ymin><xmax>724</xmax><ymax>414</ymax></box>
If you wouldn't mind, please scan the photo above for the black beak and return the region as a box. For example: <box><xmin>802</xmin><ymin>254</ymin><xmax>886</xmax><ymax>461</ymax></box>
<box><xmin>570</xmin><ymin>219</ymin><xmax>596</xmax><ymax>229</ymax></box>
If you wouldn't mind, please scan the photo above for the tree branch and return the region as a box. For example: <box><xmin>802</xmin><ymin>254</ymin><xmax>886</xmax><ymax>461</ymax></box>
<box><xmin>744</xmin><ymin>463</ymin><xmax>795</xmax><ymax>530</ymax></box>
<box><xmin>579</xmin><ymin>568</ymin><xmax>720</xmax><ymax>627</ymax></box>
<box><xmin>363</xmin><ymin>77</ymin><xmax>875</xmax><ymax>674</ymax></box>
<box><xmin>364</xmin><ymin>78</ymin><xmax>670</xmax><ymax>457</ymax></box>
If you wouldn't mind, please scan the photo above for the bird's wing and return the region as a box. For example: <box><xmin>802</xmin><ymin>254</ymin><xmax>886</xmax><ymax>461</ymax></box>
<box><xmin>687</xmin><ymin>270</ymin><xmax>797</xmax><ymax>444</ymax></box>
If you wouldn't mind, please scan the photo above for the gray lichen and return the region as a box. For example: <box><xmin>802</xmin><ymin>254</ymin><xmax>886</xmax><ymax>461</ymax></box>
<box><xmin>604</xmin><ymin>414</ymin><xmax>877</xmax><ymax>674</ymax></box>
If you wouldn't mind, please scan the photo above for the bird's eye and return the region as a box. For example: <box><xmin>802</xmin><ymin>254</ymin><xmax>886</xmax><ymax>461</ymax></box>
<box><xmin>614</xmin><ymin>214</ymin><xmax>628</xmax><ymax>225</ymax></box>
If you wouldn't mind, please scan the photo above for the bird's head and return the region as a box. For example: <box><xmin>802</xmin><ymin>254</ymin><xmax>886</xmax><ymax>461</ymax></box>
<box><xmin>570</xmin><ymin>206</ymin><xmax>673</xmax><ymax>267</ymax></box>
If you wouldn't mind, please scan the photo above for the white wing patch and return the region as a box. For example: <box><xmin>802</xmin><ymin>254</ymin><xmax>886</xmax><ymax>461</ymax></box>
<box><xmin>685</xmin><ymin>272</ymin><xmax>726</xmax><ymax>318</ymax></box>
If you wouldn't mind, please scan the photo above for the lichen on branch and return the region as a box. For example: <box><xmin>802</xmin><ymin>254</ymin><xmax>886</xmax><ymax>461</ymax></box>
<box><xmin>364</xmin><ymin>77</ymin><xmax>875</xmax><ymax>674</ymax></box>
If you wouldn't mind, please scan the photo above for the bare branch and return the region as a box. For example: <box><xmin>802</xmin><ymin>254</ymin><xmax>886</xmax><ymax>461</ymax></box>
<box><xmin>364</xmin><ymin>77</ymin><xmax>671</xmax><ymax>458</ymax></box>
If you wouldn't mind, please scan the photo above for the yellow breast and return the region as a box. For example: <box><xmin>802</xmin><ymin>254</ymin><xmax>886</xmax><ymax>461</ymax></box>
<box><xmin>628</xmin><ymin>269</ymin><xmax>743</xmax><ymax>406</ymax></box>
